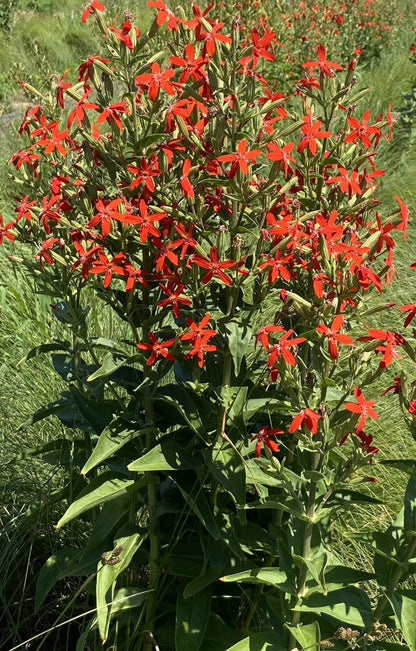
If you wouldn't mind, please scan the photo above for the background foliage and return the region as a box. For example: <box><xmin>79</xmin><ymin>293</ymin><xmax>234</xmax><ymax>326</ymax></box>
<box><xmin>1</xmin><ymin>1</ymin><xmax>416</xmax><ymax>650</ymax></box>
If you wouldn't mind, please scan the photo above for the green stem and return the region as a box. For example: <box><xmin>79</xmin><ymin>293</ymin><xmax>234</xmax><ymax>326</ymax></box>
<box><xmin>140</xmin><ymin>247</ymin><xmax>160</xmax><ymax>651</ymax></box>
<box><xmin>239</xmin><ymin>510</ymin><xmax>283</xmax><ymax>636</ymax></box>
<box><xmin>372</xmin><ymin>533</ymin><xmax>416</xmax><ymax>622</ymax></box>
<box><xmin>289</xmin><ymin>455</ymin><xmax>319</xmax><ymax>650</ymax></box>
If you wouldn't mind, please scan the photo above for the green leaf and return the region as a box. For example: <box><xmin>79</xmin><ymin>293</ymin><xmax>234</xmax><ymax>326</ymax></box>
<box><xmin>285</xmin><ymin>621</ymin><xmax>320</xmax><ymax>651</ymax></box>
<box><xmin>110</xmin><ymin>586</ymin><xmax>148</xmax><ymax>617</ymax></box>
<box><xmin>381</xmin><ymin>459</ymin><xmax>416</xmax><ymax>476</ymax></box>
<box><xmin>293</xmin><ymin>551</ymin><xmax>328</xmax><ymax>593</ymax></box>
<box><xmin>23</xmin><ymin>340</ymin><xmax>70</xmax><ymax>362</ymax></box>
<box><xmin>220</xmin><ymin>567</ymin><xmax>296</xmax><ymax>595</ymax></box>
<box><xmin>173</xmin><ymin>475</ymin><xmax>221</xmax><ymax>540</ymax></box>
<box><xmin>96</xmin><ymin>533</ymin><xmax>142</xmax><ymax>642</ymax></box>
<box><xmin>19</xmin><ymin>397</ymin><xmax>73</xmax><ymax>428</ymax></box>
<box><xmin>201</xmin><ymin>446</ymin><xmax>245</xmax><ymax>506</ymax></box>
<box><xmin>175</xmin><ymin>585</ymin><xmax>212</xmax><ymax>651</ymax></box>
<box><xmin>243</xmin><ymin>397</ymin><xmax>292</xmax><ymax>422</ymax></box>
<box><xmin>387</xmin><ymin>592</ymin><xmax>416</xmax><ymax>651</ymax></box>
<box><xmin>293</xmin><ymin>586</ymin><xmax>372</xmax><ymax>627</ymax></box>
<box><xmin>199</xmin><ymin>613</ymin><xmax>238</xmax><ymax>651</ymax></box>
<box><xmin>56</xmin><ymin>472</ymin><xmax>143</xmax><ymax>529</ymax></box>
<box><xmin>87</xmin><ymin>351</ymin><xmax>122</xmax><ymax>381</ymax></box>
<box><xmin>82</xmin><ymin>420</ymin><xmax>151</xmax><ymax>474</ymax></box>
<box><xmin>68</xmin><ymin>386</ymin><xmax>118</xmax><ymax>435</ymax></box>
<box><xmin>184</xmin><ymin>539</ymin><xmax>230</xmax><ymax>597</ymax></box>
<box><xmin>325</xmin><ymin>488</ymin><xmax>383</xmax><ymax>506</ymax></box>
<box><xmin>76</xmin><ymin>617</ymin><xmax>96</xmax><ymax>651</ymax></box>
<box><xmin>225</xmin><ymin>631</ymin><xmax>285</xmax><ymax>651</ymax></box>
<box><xmin>404</xmin><ymin>476</ymin><xmax>416</xmax><ymax>533</ymax></box>
<box><xmin>221</xmin><ymin>385</ymin><xmax>248</xmax><ymax>436</ymax></box>
<box><xmin>155</xmin><ymin>384</ymin><xmax>209</xmax><ymax>443</ymax></box>
<box><xmin>234</xmin><ymin>521</ymin><xmax>278</xmax><ymax>556</ymax></box>
<box><xmin>128</xmin><ymin>439</ymin><xmax>201</xmax><ymax>472</ymax></box>
<box><xmin>221</xmin><ymin>320</ymin><xmax>252</xmax><ymax>376</ymax></box>
<box><xmin>324</xmin><ymin>565</ymin><xmax>376</xmax><ymax>585</ymax></box>
<box><xmin>374</xmin><ymin>643</ymin><xmax>411</xmax><ymax>651</ymax></box>
<box><xmin>35</xmin><ymin>547</ymin><xmax>82</xmax><ymax>612</ymax></box>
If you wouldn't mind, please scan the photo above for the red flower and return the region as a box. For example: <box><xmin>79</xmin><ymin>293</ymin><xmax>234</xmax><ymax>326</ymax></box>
<box><xmin>258</xmin><ymin>251</ymin><xmax>292</xmax><ymax>283</ymax></box>
<box><xmin>179</xmin><ymin>158</ymin><xmax>194</xmax><ymax>198</ymax></box>
<box><xmin>169</xmin><ymin>43</ymin><xmax>207</xmax><ymax>82</ymax></box>
<box><xmin>108</xmin><ymin>21</ymin><xmax>139</xmax><ymax>50</ymax></box>
<box><xmin>357</xmin><ymin>328</ymin><xmax>405</xmax><ymax>368</ymax></box>
<box><xmin>157</xmin><ymin>282</ymin><xmax>192</xmax><ymax>318</ymax></box>
<box><xmin>137</xmin><ymin>332</ymin><xmax>175</xmax><ymax>365</ymax></box>
<box><xmin>380</xmin><ymin>376</ymin><xmax>401</xmax><ymax>397</ymax></box>
<box><xmin>0</xmin><ymin>215</ymin><xmax>15</xmax><ymax>244</ymax></box>
<box><xmin>344</xmin><ymin>386</ymin><xmax>378</xmax><ymax>430</ymax></box>
<box><xmin>345</xmin><ymin>110</ymin><xmax>381</xmax><ymax>148</ymax></box>
<box><xmin>54</xmin><ymin>69</ymin><xmax>72</xmax><ymax>109</ymax></box>
<box><xmin>266</xmin><ymin>329</ymin><xmax>306</xmax><ymax>367</ymax></box>
<box><xmin>71</xmin><ymin>239</ymin><xmax>103</xmax><ymax>279</ymax></box>
<box><xmin>399</xmin><ymin>303</ymin><xmax>416</xmax><ymax>328</ymax></box>
<box><xmin>297</xmin><ymin>114</ymin><xmax>331</xmax><ymax>155</ymax></box>
<box><xmin>255</xmin><ymin>324</ymin><xmax>284</xmax><ymax>349</ymax></box>
<box><xmin>95</xmin><ymin>101</ymin><xmax>130</xmax><ymax>130</ymax></box>
<box><xmin>112</xmin><ymin>199</ymin><xmax>163</xmax><ymax>242</ymax></box>
<box><xmin>340</xmin><ymin>428</ymin><xmax>378</xmax><ymax>459</ymax></box>
<box><xmin>146</xmin><ymin>0</ymin><xmax>184</xmax><ymax>30</ymax></box>
<box><xmin>36</xmin><ymin>124</ymin><xmax>69</xmax><ymax>156</ymax></box>
<box><xmin>316</xmin><ymin>314</ymin><xmax>354</xmax><ymax>360</ymax></box>
<box><xmin>193</xmin><ymin>246</ymin><xmax>236</xmax><ymax>285</ymax></box>
<box><xmin>217</xmin><ymin>139</ymin><xmax>262</xmax><ymax>178</ymax></box>
<box><xmin>251</xmin><ymin>425</ymin><xmax>283</xmax><ymax>458</ymax></box>
<box><xmin>288</xmin><ymin>408</ymin><xmax>320</xmax><ymax>435</ymax></box>
<box><xmin>180</xmin><ymin>313</ymin><xmax>217</xmax><ymax>368</ymax></box>
<box><xmin>409</xmin><ymin>400</ymin><xmax>416</xmax><ymax>417</ymax></box>
<box><xmin>88</xmin><ymin>198</ymin><xmax>123</xmax><ymax>236</ymax></box>
<box><xmin>35</xmin><ymin>237</ymin><xmax>60</xmax><ymax>269</ymax></box>
<box><xmin>326</xmin><ymin>166</ymin><xmax>362</xmax><ymax>198</ymax></box>
<box><xmin>302</xmin><ymin>44</ymin><xmax>343</xmax><ymax>77</ymax></box>
<box><xmin>394</xmin><ymin>195</ymin><xmax>409</xmax><ymax>241</ymax></box>
<box><xmin>135</xmin><ymin>62</ymin><xmax>178</xmax><ymax>101</ymax></box>
<box><xmin>67</xmin><ymin>90</ymin><xmax>99</xmax><ymax>128</ymax></box>
<box><xmin>127</xmin><ymin>156</ymin><xmax>162</xmax><ymax>193</ymax></box>
<box><xmin>198</xmin><ymin>23</ymin><xmax>232</xmax><ymax>57</ymax></box>
<box><xmin>78</xmin><ymin>55</ymin><xmax>111</xmax><ymax>83</ymax></box>
<box><xmin>239</xmin><ymin>27</ymin><xmax>276</xmax><ymax>69</ymax></box>
<box><xmin>81</xmin><ymin>0</ymin><xmax>105</xmax><ymax>23</ymax></box>
<box><xmin>266</xmin><ymin>142</ymin><xmax>295</xmax><ymax>177</ymax></box>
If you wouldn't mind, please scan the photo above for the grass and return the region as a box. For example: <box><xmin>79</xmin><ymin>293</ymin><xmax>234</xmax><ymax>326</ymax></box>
<box><xmin>0</xmin><ymin>1</ymin><xmax>416</xmax><ymax>648</ymax></box>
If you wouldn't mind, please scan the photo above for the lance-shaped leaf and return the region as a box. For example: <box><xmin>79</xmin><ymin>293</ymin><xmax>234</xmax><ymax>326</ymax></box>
<box><xmin>387</xmin><ymin>592</ymin><xmax>416</xmax><ymax>651</ymax></box>
<box><xmin>56</xmin><ymin>472</ymin><xmax>149</xmax><ymax>528</ymax></box>
<box><xmin>35</xmin><ymin>547</ymin><xmax>82</xmax><ymax>612</ymax></box>
<box><xmin>155</xmin><ymin>384</ymin><xmax>209</xmax><ymax>443</ymax></box>
<box><xmin>219</xmin><ymin>320</ymin><xmax>252</xmax><ymax>376</ymax></box>
<box><xmin>82</xmin><ymin>420</ymin><xmax>153</xmax><ymax>475</ymax></box>
<box><xmin>68</xmin><ymin>385</ymin><xmax>118</xmax><ymax>435</ymax></box>
<box><xmin>128</xmin><ymin>439</ymin><xmax>201</xmax><ymax>472</ymax></box>
<box><xmin>293</xmin><ymin>551</ymin><xmax>328</xmax><ymax>593</ymax></box>
<box><xmin>96</xmin><ymin>533</ymin><xmax>143</xmax><ymax>642</ymax></box>
<box><xmin>173</xmin><ymin>475</ymin><xmax>221</xmax><ymax>540</ymax></box>
<box><xmin>220</xmin><ymin>567</ymin><xmax>296</xmax><ymax>595</ymax></box>
<box><xmin>292</xmin><ymin>586</ymin><xmax>372</xmax><ymax>627</ymax></box>
<box><xmin>225</xmin><ymin>630</ymin><xmax>285</xmax><ymax>651</ymax></box>
<box><xmin>201</xmin><ymin>446</ymin><xmax>245</xmax><ymax>506</ymax></box>
<box><xmin>404</xmin><ymin>475</ymin><xmax>416</xmax><ymax>533</ymax></box>
<box><xmin>175</xmin><ymin>585</ymin><xmax>212</xmax><ymax>651</ymax></box>
<box><xmin>285</xmin><ymin>621</ymin><xmax>320</xmax><ymax>651</ymax></box>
